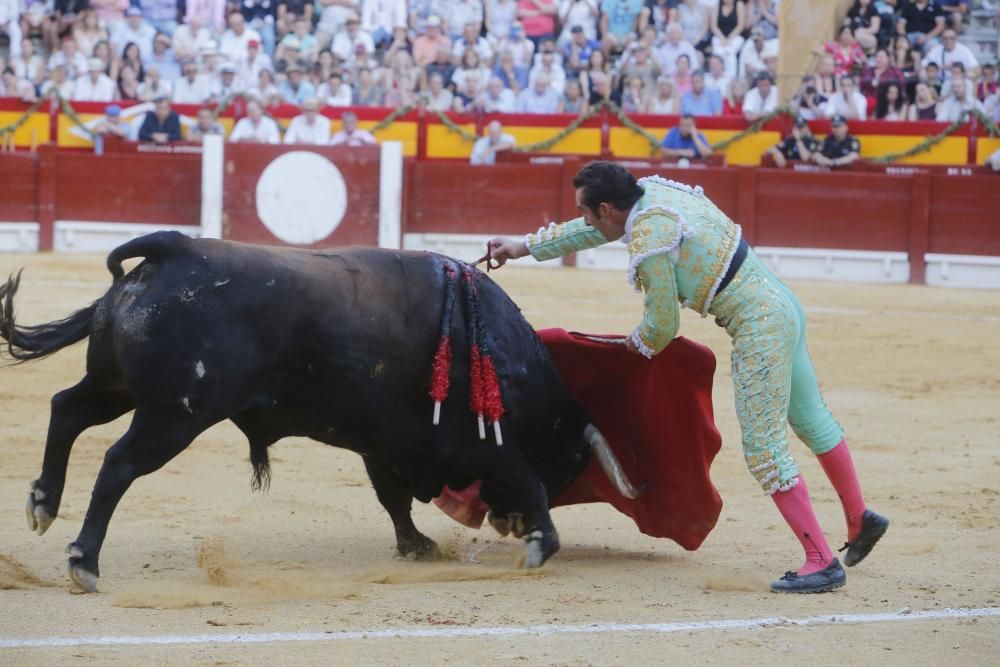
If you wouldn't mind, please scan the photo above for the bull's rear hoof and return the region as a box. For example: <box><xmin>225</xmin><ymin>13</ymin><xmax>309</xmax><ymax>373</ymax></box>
<box><xmin>520</xmin><ymin>530</ymin><xmax>558</xmax><ymax>569</ymax></box>
<box><xmin>66</xmin><ymin>543</ymin><xmax>99</xmax><ymax>593</ymax></box>
<box><xmin>488</xmin><ymin>512</ymin><xmax>525</xmax><ymax>539</ymax></box>
<box><xmin>25</xmin><ymin>482</ymin><xmax>55</xmax><ymax>536</ymax></box>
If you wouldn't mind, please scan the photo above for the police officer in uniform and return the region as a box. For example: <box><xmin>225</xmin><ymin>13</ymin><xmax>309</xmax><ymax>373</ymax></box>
<box><xmin>766</xmin><ymin>117</ymin><xmax>820</xmax><ymax>168</ymax></box>
<box><xmin>814</xmin><ymin>115</ymin><xmax>861</xmax><ymax>168</ymax></box>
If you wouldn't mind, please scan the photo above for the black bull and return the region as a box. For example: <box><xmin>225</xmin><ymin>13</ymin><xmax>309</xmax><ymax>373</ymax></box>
<box><xmin>0</xmin><ymin>231</ymin><xmax>640</xmax><ymax>592</ymax></box>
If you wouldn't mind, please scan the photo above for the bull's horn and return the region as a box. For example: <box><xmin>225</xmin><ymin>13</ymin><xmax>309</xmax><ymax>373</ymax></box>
<box><xmin>584</xmin><ymin>424</ymin><xmax>645</xmax><ymax>500</ymax></box>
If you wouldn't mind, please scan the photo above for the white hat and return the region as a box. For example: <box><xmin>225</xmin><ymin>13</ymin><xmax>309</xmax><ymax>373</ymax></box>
<box><xmin>427</xmin><ymin>16</ymin><xmax>442</xmax><ymax>27</ymax></box>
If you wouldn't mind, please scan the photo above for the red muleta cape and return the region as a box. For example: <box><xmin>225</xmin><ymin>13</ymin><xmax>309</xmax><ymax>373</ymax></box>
<box><xmin>434</xmin><ymin>328</ymin><xmax>723</xmax><ymax>551</ymax></box>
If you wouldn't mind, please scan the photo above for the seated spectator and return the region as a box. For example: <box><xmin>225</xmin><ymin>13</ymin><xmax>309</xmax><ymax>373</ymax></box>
<box><xmin>279</xmin><ymin>16</ymin><xmax>320</xmax><ymax>64</ymax></box>
<box><xmin>280</xmin><ymin>64</ymin><xmax>317</xmax><ymax>104</ymax></box>
<box><xmin>283</xmin><ymin>98</ymin><xmax>331</xmax><ymax>144</ymax></box>
<box><xmin>353</xmin><ymin>67</ymin><xmax>384</xmax><ymax>106</ymax></box>
<box><xmin>274</xmin><ymin>37</ymin><xmax>302</xmax><ymax>74</ymax></box>
<box><xmin>147</xmin><ymin>32</ymin><xmax>181</xmax><ymax>83</ymax></box>
<box><xmin>816</xmin><ymin>53</ymin><xmax>839</xmax><ymax>96</ymax></box>
<box><xmin>897</xmin><ymin>0</ymin><xmax>946</xmax><ymax>54</ymax></box>
<box><xmin>908</xmin><ymin>81</ymin><xmax>940</xmax><ymax>119</ymax></box>
<box><xmin>0</xmin><ymin>67</ymin><xmax>36</xmax><ymax>102</ymax></box>
<box><xmin>562</xmin><ymin>78</ymin><xmax>588</xmax><ymax>113</ymax></box>
<box><xmin>111</xmin><ymin>8</ymin><xmax>156</xmax><ymax>61</ymax></box>
<box><xmin>822</xmin><ymin>26</ymin><xmax>865</xmax><ymax>78</ymax></box>
<box><xmin>424</xmin><ymin>72</ymin><xmax>454</xmax><ymax>109</ymax></box>
<box><xmin>74</xmin><ymin>57</ymin><xmax>117</xmax><ymax>101</ymax></box>
<box><xmin>41</xmin><ymin>63</ymin><xmax>74</xmax><ymax>99</ymax></box>
<box><xmin>529</xmin><ymin>49</ymin><xmax>567</xmax><ymax>94</ymax></box>
<box><xmin>241</xmin><ymin>0</ymin><xmax>278</xmax><ymax>57</ymax></box>
<box><xmin>655</xmin><ymin>22</ymin><xmax>698</xmax><ymax>77</ymax></box>
<box><xmin>138</xmin><ymin>67</ymin><xmax>173</xmax><ymax>101</ymax></box>
<box><xmin>844</xmin><ymin>0</ymin><xmax>881</xmax><ymax>52</ymax></box>
<box><xmin>93</xmin><ymin>104</ymin><xmax>131</xmax><ymax>139</ymax></box>
<box><xmin>470</xmin><ymin>120</ymin><xmax>515</xmax><ymax>164</ymax></box>
<box><xmin>557</xmin><ymin>0</ymin><xmax>600</xmax><ymax>46</ymax></box>
<box><xmin>599</xmin><ymin>0</ymin><xmax>643</xmax><ymax>52</ymax></box>
<box><xmin>587</xmin><ymin>68</ymin><xmax>612</xmax><ymax>104</ymax></box>
<box><xmin>214</xmin><ymin>62</ymin><xmax>244</xmax><ymax>100</ymax></box>
<box><xmin>49</xmin><ymin>35</ymin><xmax>89</xmax><ymax>80</ymax></box>
<box><xmin>330</xmin><ymin>110</ymin><xmax>376</xmax><ymax>145</ymax></box>
<box><xmin>745</xmin><ymin>0</ymin><xmax>778</xmax><ymax>40</ymax></box>
<box><xmin>765</xmin><ymin>117</ymin><xmax>819</xmax><ymax>168</ymax></box>
<box><xmin>384</xmin><ymin>25</ymin><xmax>413</xmax><ymax>61</ymax></box>
<box><xmin>453</xmin><ymin>21</ymin><xmax>495</xmax><ymax>64</ymax></box>
<box><xmin>425</xmin><ymin>44</ymin><xmax>457</xmax><ymax>89</ymax></box>
<box><xmin>976</xmin><ymin>62</ymin><xmax>997</xmax><ymax>102</ymax></box>
<box><xmin>240</xmin><ymin>39</ymin><xmax>273</xmax><ymax>88</ymax></box>
<box><xmin>645</xmin><ymin>75</ymin><xmax>679</xmax><ymax>114</ymax></box>
<box><xmin>620</xmin><ymin>74</ymin><xmax>646</xmax><ymax>112</ymax></box>
<box><xmin>516</xmin><ymin>70</ymin><xmax>562</xmax><ymax>112</ymax></box>
<box><xmin>73</xmin><ymin>10</ymin><xmax>109</xmax><ymax>61</ymax></box>
<box><xmin>332</xmin><ymin>12</ymin><xmax>374</xmax><ymax>67</ymax></box>
<box><xmin>173</xmin><ymin>59</ymin><xmax>213</xmax><ymax>103</ymax></box>
<box><xmin>742</xmin><ymin>71</ymin><xmax>777</xmax><ymax>121</ymax></box>
<box><xmin>497</xmin><ymin>21</ymin><xmax>534</xmax><ymax>69</ymax></box>
<box><xmin>790</xmin><ymin>75</ymin><xmax>827</xmax><ymax>121</ymax></box>
<box><xmin>703</xmin><ymin>54</ymin><xmax>730</xmax><ymax>96</ymax></box>
<box><xmin>319</xmin><ymin>70</ymin><xmax>353</xmax><ymax>106</ymax></box>
<box><xmin>723</xmin><ymin>77</ymin><xmax>748</xmax><ymax>115</ymax></box>
<box><xmin>813</xmin><ymin>115</ymin><xmax>861</xmax><ymax>168</ymax></box>
<box><xmin>187</xmin><ymin>107</ymin><xmax>226</xmax><ymax>141</ymax></box>
<box><xmin>922</xmin><ymin>28</ymin><xmax>979</xmax><ymax>82</ymax></box>
<box><xmin>494</xmin><ymin>49</ymin><xmax>529</xmax><ymax>93</ymax></box>
<box><xmin>173</xmin><ymin>16</ymin><xmax>214</xmax><ymax>63</ymax></box>
<box><xmin>413</xmin><ymin>16</ymin><xmax>451</xmax><ymax>67</ymax></box>
<box><xmin>317</xmin><ymin>0</ymin><xmax>360</xmax><ymax>49</ymax></box>
<box><xmin>618</xmin><ymin>43</ymin><xmax>659</xmax><ymax>93</ymax></box>
<box><xmin>941</xmin><ymin>0</ymin><xmax>970</xmax><ymax>32</ymax></box>
<box><xmin>475</xmin><ymin>75</ymin><xmax>517</xmax><ymax>111</ymax></box>
<box><xmin>530</xmin><ymin>37</ymin><xmax>563</xmax><ymax>69</ymax></box>
<box><xmin>738</xmin><ymin>26</ymin><xmax>777</xmax><ymax>81</ymax></box>
<box><xmin>671</xmin><ymin>53</ymin><xmax>694</xmax><ymax>95</ymax></box>
<box><xmin>710</xmin><ymin>0</ymin><xmax>745</xmax><ymax>79</ymax></box>
<box><xmin>453</xmin><ymin>72</ymin><xmax>483</xmax><ymax>111</ymax></box>
<box><xmin>385</xmin><ymin>71</ymin><xmax>419</xmax><ymax>106</ymax></box>
<box><xmin>361</xmin><ymin>0</ymin><xmax>406</xmax><ymax>49</ymax></box>
<box><xmin>936</xmin><ymin>77</ymin><xmax>982</xmax><ymax>121</ymax></box>
<box><xmin>249</xmin><ymin>68</ymin><xmax>282</xmax><ymax>105</ymax></box>
<box><xmin>230</xmin><ymin>98</ymin><xmax>281</xmax><ymax>143</ymax></box>
<box><xmin>447</xmin><ymin>0</ymin><xmax>485</xmax><ymax>40</ymax></box>
<box><xmin>138</xmin><ymin>95</ymin><xmax>182</xmax><ymax>144</ymax></box>
<box><xmin>454</xmin><ymin>48</ymin><xmax>494</xmax><ymax>91</ymax></box>
<box><xmin>563</xmin><ymin>25</ymin><xmax>599</xmax><ymax>79</ymax></box>
<box><xmin>875</xmin><ymin>82</ymin><xmax>909</xmax><ymax>120</ymax></box>
<box><xmin>12</xmin><ymin>38</ymin><xmax>44</xmax><ymax>88</ymax></box>
<box><xmin>860</xmin><ymin>48</ymin><xmax>905</xmax><ymax>100</ymax></box>
<box><xmin>824</xmin><ymin>74</ymin><xmax>867</xmax><ymax>120</ymax></box>
<box><xmin>117</xmin><ymin>64</ymin><xmax>141</xmax><ymax>100</ymax></box>
<box><xmin>681</xmin><ymin>70</ymin><xmax>722</xmax><ymax>116</ymax></box>
<box><xmin>661</xmin><ymin>113</ymin><xmax>712</xmax><ymax>160</ymax></box>
<box><xmin>119</xmin><ymin>42</ymin><xmax>146</xmax><ymax>83</ymax></box>
<box><xmin>675</xmin><ymin>0</ymin><xmax>711</xmax><ymax>49</ymax></box>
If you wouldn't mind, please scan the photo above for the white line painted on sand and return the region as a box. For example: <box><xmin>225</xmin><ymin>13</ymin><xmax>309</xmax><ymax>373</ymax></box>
<box><xmin>1</xmin><ymin>607</ymin><xmax>998</xmax><ymax>650</ymax></box>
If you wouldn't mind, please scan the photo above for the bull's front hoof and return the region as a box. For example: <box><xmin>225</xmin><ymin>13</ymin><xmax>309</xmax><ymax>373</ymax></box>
<box><xmin>520</xmin><ymin>530</ymin><xmax>559</xmax><ymax>569</ymax></box>
<box><xmin>396</xmin><ymin>534</ymin><xmax>442</xmax><ymax>562</ymax></box>
<box><xmin>25</xmin><ymin>481</ymin><xmax>56</xmax><ymax>536</ymax></box>
<box><xmin>66</xmin><ymin>543</ymin><xmax>99</xmax><ymax>593</ymax></box>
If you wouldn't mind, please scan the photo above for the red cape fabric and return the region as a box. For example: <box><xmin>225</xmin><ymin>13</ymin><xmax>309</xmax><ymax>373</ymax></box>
<box><xmin>433</xmin><ymin>329</ymin><xmax>724</xmax><ymax>551</ymax></box>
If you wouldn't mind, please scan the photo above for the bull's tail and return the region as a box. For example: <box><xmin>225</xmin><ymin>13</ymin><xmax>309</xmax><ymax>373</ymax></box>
<box><xmin>106</xmin><ymin>230</ymin><xmax>192</xmax><ymax>281</ymax></box>
<box><xmin>0</xmin><ymin>270</ymin><xmax>97</xmax><ymax>363</ymax></box>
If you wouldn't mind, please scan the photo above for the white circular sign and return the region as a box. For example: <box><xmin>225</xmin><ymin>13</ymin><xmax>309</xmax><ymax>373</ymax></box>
<box><xmin>255</xmin><ymin>151</ymin><xmax>348</xmax><ymax>245</ymax></box>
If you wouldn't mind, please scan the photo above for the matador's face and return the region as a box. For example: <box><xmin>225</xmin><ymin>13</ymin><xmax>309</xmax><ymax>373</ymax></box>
<box><xmin>576</xmin><ymin>188</ymin><xmax>626</xmax><ymax>242</ymax></box>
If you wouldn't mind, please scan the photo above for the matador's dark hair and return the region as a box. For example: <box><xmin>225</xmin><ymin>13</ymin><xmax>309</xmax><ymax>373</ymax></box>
<box><xmin>572</xmin><ymin>161</ymin><xmax>644</xmax><ymax>213</ymax></box>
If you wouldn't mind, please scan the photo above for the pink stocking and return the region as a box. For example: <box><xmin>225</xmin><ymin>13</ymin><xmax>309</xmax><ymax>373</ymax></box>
<box><xmin>817</xmin><ymin>439</ymin><xmax>867</xmax><ymax>542</ymax></box>
<box><xmin>770</xmin><ymin>476</ymin><xmax>834</xmax><ymax>576</ymax></box>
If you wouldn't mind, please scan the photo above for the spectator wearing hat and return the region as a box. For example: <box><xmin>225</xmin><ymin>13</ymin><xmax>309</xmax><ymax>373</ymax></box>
<box><xmin>330</xmin><ymin>110</ymin><xmax>376</xmax><ymax>145</ymax></box>
<box><xmin>138</xmin><ymin>66</ymin><xmax>173</xmax><ymax>101</ymax></box>
<box><xmin>470</xmin><ymin>119</ymin><xmax>516</xmax><ymax>164</ymax></box>
<box><xmin>73</xmin><ymin>57</ymin><xmax>117</xmax><ymax>101</ymax></box>
<box><xmin>332</xmin><ymin>11</ymin><xmax>375</xmax><ymax>66</ymax></box>
<box><xmin>413</xmin><ymin>15</ymin><xmax>450</xmax><ymax>66</ymax></box>
<box><xmin>742</xmin><ymin>71</ymin><xmax>777</xmax><ymax>121</ymax></box>
<box><xmin>173</xmin><ymin>15</ymin><xmax>215</xmax><ymax>61</ymax></box>
<box><xmin>49</xmin><ymin>34</ymin><xmax>90</xmax><ymax>79</ymax></box>
<box><xmin>139</xmin><ymin>0</ymin><xmax>181</xmax><ymax>36</ymax></box>
<box><xmin>240</xmin><ymin>0</ymin><xmax>277</xmax><ymax>56</ymax></box>
<box><xmin>138</xmin><ymin>94</ymin><xmax>182</xmax><ymax>143</ymax></box>
<box><xmin>187</xmin><ymin>107</ymin><xmax>225</xmax><ymax>141</ymax></box>
<box><xmin>361</xmin><ymin>0</ymin><xmax>407</xmax><ymax>49</ymax></box>
<box><xmin>660</xmin><ymin>113</ymin><xmax>712</xmax><ymax>160</ymax></box>
<box><xmin>681</xmin><ymin>70</ymin><xmax>722</xmax><ymax>116</ymax></box>
<box><xmin>823</xmin><ymin>74</ymin><xmax>867</xmax><ymax>120</ymax></box>
<box><xmin>240</xmin><ymin>38</ymin><xmax>274</xmax><ymax>87</ymax></box>
<box><xmin>147</xmin><ymin>32</ymin><xmax>181</xmax><ymax>82</ymax></box>
<box><xmin>93</xmin><ymin>104</ymin><xmax>132</xmax><ymax>139</ymax></box>
<box><xmin>230</xmin><ymin>98</ymin><xmax>281</xmax><ymax>143</ymax></box>
<box><xmin>284</xmin><ymin>97</ymin><xmax>331</xmax><ymax>144</ymax></box>
<box><xmin>766</xmin><ymin>117</ymin><xmax>819</xmax><ymax>168</ymax></box>
<box><xmin>111</xmin><ymin>7</ymin><xmax>157</xmax><ymax>60</ymax></box>
<box><xmin>172</xmin><ymin>59</ymin><xmax>213</xmax><ymax>103</ymax></box>
<box><xmin>280</xmin><ymin>64</ymin><xmax>317</xmax><ymax>104</ymax></box>
<box><xmin>814</xmin><ymin>115</ymin><xmax>860</xmax><ymax>168</ymax></box>
<box><xmin>221</xmin><ymin>12</ymin><xmax>263</xmax><ymax>66</ymax></box>
<box><xmin>319</xmin><ymin>69</ymin><xmax>353</xmax><ymax>105</ymax></box>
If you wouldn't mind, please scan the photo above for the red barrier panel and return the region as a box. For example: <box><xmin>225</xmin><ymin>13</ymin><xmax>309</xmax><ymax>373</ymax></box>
<box><xmin>0</xmin><ymin>153</ymin><xmax>38</xmax><ymax>222</ymax></box>
<box><xmin>927</xmin><ymin>174</ymin><xmax>1000</xmax><ymax>257</ymax></box>
<box><xmin>222</xmin><ymin>144</ymin><xmax>381</xmax><ymax>247</ymax></box>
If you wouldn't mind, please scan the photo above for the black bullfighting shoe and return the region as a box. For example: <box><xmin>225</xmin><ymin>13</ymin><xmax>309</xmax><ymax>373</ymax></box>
<box><xmin>840</xmin><ymin>509</ymin><xmax>890</xmax><ymax>567</ymax></box>
<box><xmin>770</xmin><ymin>558</ymin><xmax>846</xmax><ymax>594</ymax></box>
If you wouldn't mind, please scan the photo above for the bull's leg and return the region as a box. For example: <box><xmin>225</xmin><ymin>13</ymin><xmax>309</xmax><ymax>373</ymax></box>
<box><xmin>65</xmin><ymin>408</ymin><xmax>203</xmax><ymax>592</ymax></box>
<box><xmin>363</xmin><ymin>458</ymin><xmax>441</xmax><ymax>561</ymax></box>
<box><xmin>27</xmin><ymin>376</ymin><xmax>134</xmax><ymax>536</ymax></box>
<box><xmin>478</xmin><ymin>460</ymin><xmax>559</xmax><ymax>569</ymax></box>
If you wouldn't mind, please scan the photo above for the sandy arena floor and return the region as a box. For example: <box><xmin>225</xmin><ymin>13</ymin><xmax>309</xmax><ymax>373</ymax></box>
<box><xmin>0</xmin><ymin>252</ymin><xmax>998</xmax><ymax>665</ymax></box>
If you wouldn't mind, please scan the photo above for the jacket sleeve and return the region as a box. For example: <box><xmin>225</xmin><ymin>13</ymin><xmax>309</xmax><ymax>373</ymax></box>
<box><xmin>629</xmin><ymin>252</ymin><xmax>680</xmax><ymax>358</ymax></box>
<box><xmin>137</xmin><ymin>113</ymin><xmax>155</xmax><ymax>142</ymax></box>
<box><xmin>525</xmin><ymin>217</ymin><xmax>610</xmax><ymax>262</ymax></box>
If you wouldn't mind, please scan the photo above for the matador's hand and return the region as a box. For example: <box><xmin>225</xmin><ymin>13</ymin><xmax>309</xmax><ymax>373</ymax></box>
<box><xmin>487</xmin><ymin>237</ymin><xmax>529</xmax><ymax>268</ymax></box>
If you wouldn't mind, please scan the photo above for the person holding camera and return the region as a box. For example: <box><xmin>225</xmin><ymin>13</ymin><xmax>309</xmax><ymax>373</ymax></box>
<box><xmin>766</xmin><ymin>117</ymin><xmax>819</xmax><ymax>168</ymax></box>
<box><xmin>791</xmin><ymin>75</ymin><xmax>828</xmax><ymax>120</ymax></box>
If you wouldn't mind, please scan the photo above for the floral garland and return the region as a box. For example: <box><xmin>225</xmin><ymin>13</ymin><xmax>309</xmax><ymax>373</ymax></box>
<box><xmin>0</xmin><ymin>97</ymin><xmax>46</xmax><ymax>141</ymax></box>
<box><xmin>57</xmin><ymin>94</ymin><xmax>96</xmax><ymax>140</ymax></box>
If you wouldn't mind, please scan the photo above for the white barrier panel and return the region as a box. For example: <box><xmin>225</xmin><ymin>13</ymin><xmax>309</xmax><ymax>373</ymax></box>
<box><xmin>925</xmin><ymin>253</ymin><xmax>1000</xmax><ymax>289</ymax></box>
<box><xmin>378</xmin><ymin>142</ymin><xmax>403</xmax><ymax>250</ymax></box>
<box><xmin>54</xmin><ymin>222</ymin><xmax>202</xmax><ymax>253</ymax></box>
<box><xmin>200</xmin><ymin>134</ymin><xmax>224</xmax><ymax>240</ymax></box>
<box><xmin>754</xmin><ymin>247</ymin><xmax>910</xmax><ymax>283</ymax></box>
<box><xmin>0</xmin><ymin>223</ymin><xmax>40</xmax><ymax>253</ymax></box>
